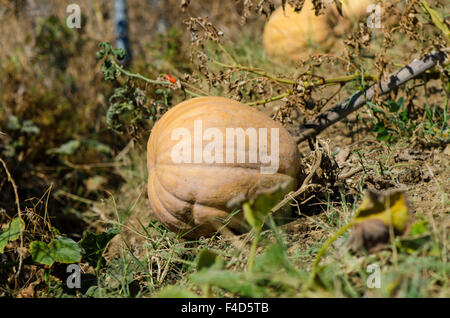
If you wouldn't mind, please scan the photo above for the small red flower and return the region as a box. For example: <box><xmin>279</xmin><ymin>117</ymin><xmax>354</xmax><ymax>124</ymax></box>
<box><xmin>164</xmin><ymin>74</ymin><xmax>177</xmax><ymax>84</ymax></box>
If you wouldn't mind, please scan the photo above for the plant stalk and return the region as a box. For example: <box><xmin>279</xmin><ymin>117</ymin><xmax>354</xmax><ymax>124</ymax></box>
<box><xmin>295</xmin><ymin>51</ymin><xmax>447</xmax><ymax>144</ymax></box>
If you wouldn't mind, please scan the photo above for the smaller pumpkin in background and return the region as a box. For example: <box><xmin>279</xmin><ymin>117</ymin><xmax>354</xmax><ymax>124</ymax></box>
<box><xmin>263</xmin><ymin>0</ymin><xmax>375</xmax><ymax>61</ymax></box>
<box><xmin>340</xmin><ymin>0</ymin><xmax>374</xmax><ymax>21</ymax></box>
<box><xmin>263</xmin><ymin>1</ymin><xmax>332</xmax><ymax>61</ymax></box>
<box><xmin>327</xmin><ymin>0</ymin><xmax>375</xmax><ymax>38</ymax></box>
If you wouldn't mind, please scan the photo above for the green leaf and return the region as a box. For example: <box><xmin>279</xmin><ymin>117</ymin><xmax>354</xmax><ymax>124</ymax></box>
<box><xmin>84</xmin><ymin>139</ymin><xmax>113</xmax><ymax>155</ymax></box>
<box><xmin>196</xmin><ymin>249</ymin><xmax>220</xmax><ymax>271</ymax></box>
<box><xmin>85</xmin><ymin>286</ymin><xmax>107</xmax><ymax>298</ymax></box>
<box><xmin>243</xmin><ymin>203</ymin><xmax>261</xmax><ymax>231</ymax></box>
<box><xmin>51</xmin><ymin>236</ymin><xmax>84</xmax><ymax>263</ymax></box>
<box><xmin>387</xmin><ymin>97</ymin><xmax>405</xmax><ymax>113</ymax></box>
<box><xmin>96</xmin><ymin>49</ymin><xmax>105</xmax><ymax>60</ymax></box>
<box><xmin>6</xmin><ymin>116</ymin><xmax>21</xmax><ymax>130</ymax></box>
<box><xmin>0</xmin><ymin>218</ymin><xmax>25</xmax><ymax>253</ymax></box>
<box><xmin>398</xmin><ymin>235</ymin><xmax>431</xmax><ymax>254</ymax></box>
<box><xmin>377</xmin><ymin>133</ymin><xmax>390</xmax><ymax>142</ymax></box>
<box><xmin>80</xmin><ymin>228</ymin><xmax>120</xmax><ymax>269</ymax></box>
<box><xmin>419</xmin><ymin>0</ymin><xmax>450</xmax><ymax>44</ymax></box>
<box><xmin>30</xmin><ymin>236</ymin><xmax>84</xmax><ymax>266</ymax></box>
<box><xmin>399</xmin><ymin>111</ymin><xmax>409</xmax><ymax>123</ymax></box>
<box><xmin>113</xmin><ymin>48</ymin><xmax>126</xmax><ymax>61</ymax></box>
<box><xmin>20</xmin><ymin>120</ymin><xmax>40</xmax><ymax>134</ymax></box>
<box><xmin>387</xmin><ymin>100</ymin><xmax>400</xmax><ymax>113</ymax></box>
<box><xmin>46</xmin><ymin>140</ymin><xmax>81</xmax><ymax>156</ymax></box>
<box><xmin>102</xmin><ymin>60</ymin><xmax>118</xmax><ymax>81</ymax></box>
<box><xmin>30</xmin><ymin>241</ymin><xmax>55</xmax><ymax>266</ymax></box>
<box><xmin>253</xmin><ymin>244</ymin><xmax>295</xmax><ymax>275</ymax></box>
<box><xmin>243</xmin><ymin>181</ymin><xmax>293</xmax><ymax>230</ymax></box>
<box><xmin>410</xmin><ymin>220</ymin><xmax>428</xmax><ymax>236</ymax></box>
<box><xmin>99</xmin><ymin>42</ymin><xmax>112</xmax><ymax>55</ymax></box>
<box><xmin>374</xmin><ymin>122</ymin><xmax>391</xmax><ymax>141</ymax></box>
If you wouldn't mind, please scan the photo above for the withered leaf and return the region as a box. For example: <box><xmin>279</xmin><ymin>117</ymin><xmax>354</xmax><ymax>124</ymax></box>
<box><xmin>349</xmin><ymin>219</ymin><xmax>390</xmax><ymax>252</ymax></box>
<box><xmin>349</xmin><ymin>189</ymin><xmax>409</xmax><ymax>252</ymax></box>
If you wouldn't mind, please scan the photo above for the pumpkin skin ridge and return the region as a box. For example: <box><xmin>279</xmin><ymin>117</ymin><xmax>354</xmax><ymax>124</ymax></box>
<box><xmin>151</xmin><ymin>168</ymin><xmax>247</xmax><ymax>237</ymax></box>
<box><xmin>154</xmin><ymin>163</ymin><xmax>298</xmax><ymax>197</ymax></box>
<box><xmin>190</xmin><ymin>203</ymin><xmax>246</xmax><ymax>233</ymax></box>
<box><xmin>153</xmin><ymin>166</ymin><xmax>254</xmax><ymax>216</ymax></box>
<box><xmin>152</xmin><ymin>172</ymin><xmax>194</xmax><ymax>224</ymax></box>
<box><xmin>154</xmin><ymin>163</ymin><xmax>298</xmax><ymax>208</ymax></box>
<box><xmin>154</xmin><ymin>175</ymin><xmax>250</xmax><ymax>236</ymax></box>
<box><xmin>148</xmin><ymin>170</ymin><xmax>190</xmax><ymax>231</ymax></box>
<box><xmin>153</xmin><ymin>161</ymin><xmax>291</xmax><ymax>174</ymax></box>
<box><xmin>150</xmin><ymin>172</ymin><xmax>224</xmax><ymax>238</ymax></box>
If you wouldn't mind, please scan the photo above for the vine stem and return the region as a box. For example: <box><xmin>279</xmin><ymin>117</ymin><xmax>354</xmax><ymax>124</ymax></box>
<box><xmin>112</xmin><ymin>60</ymin><xmax>169</xmax><ymax>85</ymax></box>
<box><xmin>217</xmin><ymin>42</ymin><xmax>239</xmax><ymax>66</ymax></box>
<box><xmin>247</xmin><ymin>90</ymin><xmax>291</xmax><ymax>106</ymax></box>
<box><xmin>215</xmin><ymin>41</ymin><xmax>291</xmax><ymax>84</ymax></box>
<box><xmin>247</xmin><ymin>229</ymin><xmax>260</xmax><ymax>273</ymax></box>
<box><xmin>312</xmin><ymin>221</ymin><xmax>355</xmax><ymax>279</ymax></box>
<box><xmin>112</xmin><ymin>60</ymin><xmax>208</xmax><ymax>97</ymax></box>
<box><xmin>243</xmin><ymin>202</ymin><xmax>261</xmax><ymax>273</ymax></box>
<box><xmin>214</xmin><ymin>59</ymin><xmax>379</xmax><ymax>88</ymax></box>
<box><xmin>0</xmin><ymin>158</ymin><xmax>24</xmax><ymax>283</ymax></box>
<box><xmin>159</xmin><ymin>240</ymin><xmax>176</xmax><ymax>284</ymax></box>
<box><xmin>213</xmin><ymin>60</ymin><xmax>297</xmax><ymax>85</ymax></box>
<box><xmin>247</xmin><ymin>73</ymin><xmax>379</xmax><ymax>106</ymax></box>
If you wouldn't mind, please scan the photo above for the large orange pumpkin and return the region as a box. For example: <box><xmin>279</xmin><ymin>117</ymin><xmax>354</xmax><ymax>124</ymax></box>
<box><xmin>147</xmin><ymin>96</ymin><xmax>303</xmax><ymax>238</ymax></box>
